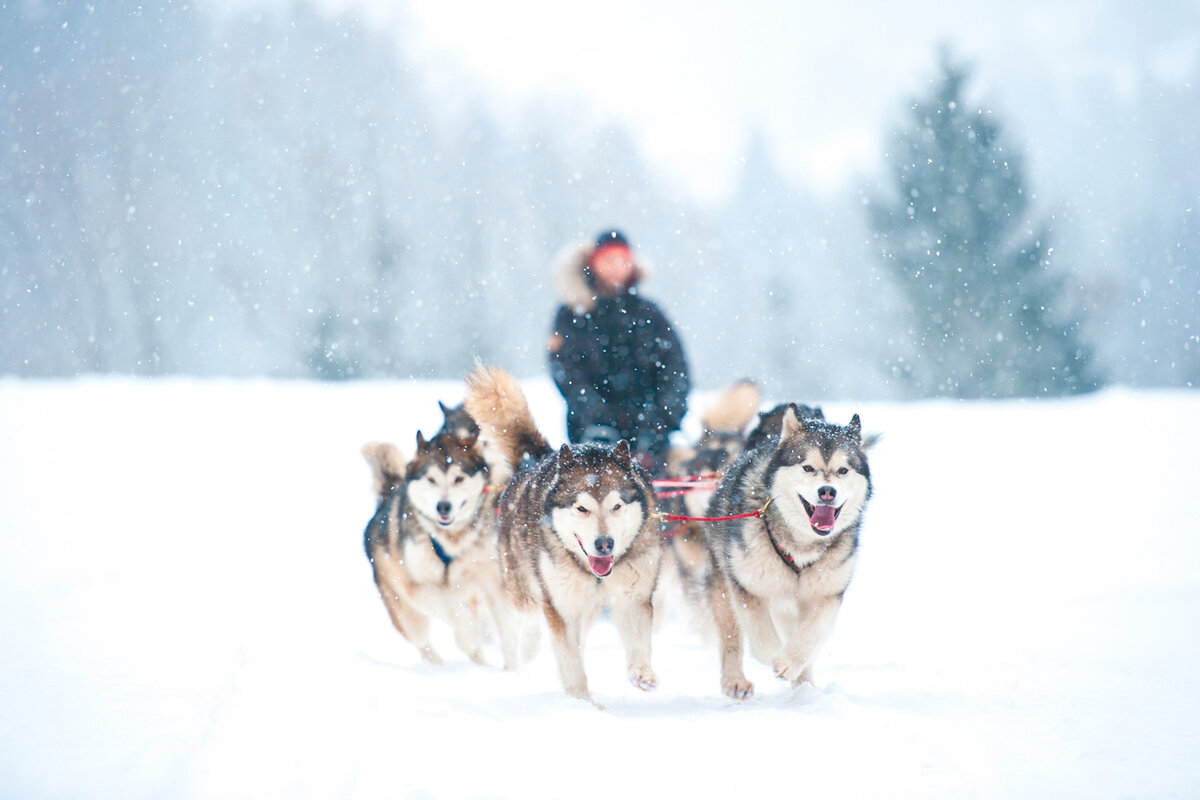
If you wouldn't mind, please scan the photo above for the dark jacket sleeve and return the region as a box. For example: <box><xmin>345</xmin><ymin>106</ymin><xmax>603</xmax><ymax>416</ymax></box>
<box><xmin>549</xmin><ymin>305</ymin><xmax>609</xmax><ymax>434</ymax></box>
<box><xmin>644</xmin><ymin>303</ymin><xmax>689</xmax><ymax>432</ymax></box>
<box><xmin>550</xmin><ymin>306</ymin><xmax>588</xmax><ymax>396</ymax></box>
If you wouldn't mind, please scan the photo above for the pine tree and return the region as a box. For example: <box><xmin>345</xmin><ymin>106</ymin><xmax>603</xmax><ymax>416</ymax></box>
<box><xmin>869</xmin><ymin>51</ymin><xmax>1102</xmax><ymax>397</ymax></box>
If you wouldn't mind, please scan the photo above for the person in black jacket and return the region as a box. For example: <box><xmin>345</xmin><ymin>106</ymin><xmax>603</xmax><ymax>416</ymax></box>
<box><xmin>547</xmin><ymin>229</ymin><xmax>690</xmax><ymax>474</ymax></box>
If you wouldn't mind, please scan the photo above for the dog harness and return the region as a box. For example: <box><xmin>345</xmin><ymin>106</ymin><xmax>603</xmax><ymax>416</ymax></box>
<box><xmin>429</xmin><ymin>535</ymin><xmax>453</xmax><ymax>567</ymax></box>
<box><xmin>762</xmin><ymin>516</ymin><xmax>804</xmax><ymax>576</ymax></box>
<box><xmin>655</xmin><ymin>496</ymin><xmax>803</xmax><ymax>575</ymax></box>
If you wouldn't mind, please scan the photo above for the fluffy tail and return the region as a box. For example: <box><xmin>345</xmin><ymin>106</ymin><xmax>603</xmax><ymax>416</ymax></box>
<box><xmin>361</xmin><ymin>441</ymin><xmax>406</xmax><ymax>500</ymax></box>
<box><xmin>701</xmin><ymin>379</ymin><xmax>762</xmax><ymax>433</ymax></box>
<box><xmin>463</xmin><ymin>365</ymin><xmax>553</xmax><ymax>470</ymax></box>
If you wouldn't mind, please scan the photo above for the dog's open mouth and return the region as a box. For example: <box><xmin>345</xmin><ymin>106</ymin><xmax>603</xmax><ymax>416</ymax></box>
<box><xmin>799</xmin><ymin>496</ymin><xmax>841</xmax><ymax>535</ymax></box>
<box><xmin>574</xmin><ymin>535</ymin><xmax>613</xmax><ymax>578</ymax></box>
<box><xmin>436</xmin><ymin>514</ymin><xmax>454</xmax><ymax>527</ymax></box>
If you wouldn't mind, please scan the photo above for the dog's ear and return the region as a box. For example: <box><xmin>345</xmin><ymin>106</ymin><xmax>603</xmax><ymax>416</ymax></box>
<box><xmin>557</xmin><ymin>442</ymin><xmax>574</xmax><ymax>466</ymax></box>
<box><xmin>613</xmin><ymin>439</ymin><xmax>632</xmax><ymax>468</ymax></box>
<box><xmin>416</xmin><ymin>430</ymin><xmax>428</xmax><ymax>451</ymax></box>
<box><xmin>848</xmin><ymin>414</ymin><xmax>862</xmax><ymax>444</ymax></box>
<box><xmin>780</xmin><ymin>405</ymin><xmax>804</xmax><ymax>440</ymax></box>
<box><xmin>438</xmin><ymin>400</ymin><xmax>451</xmax><ymax>418</ymax></box>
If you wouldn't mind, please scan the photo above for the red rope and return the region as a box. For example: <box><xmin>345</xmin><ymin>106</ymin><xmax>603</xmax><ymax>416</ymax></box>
<box><xmin>658</xmin><ymin>508</ymin><xmax>764</xmax><ymax>524</ymax></box>
<box><xmin>655</xmin><ymin>481</ymin><xmax>719</xmax><ymax>497</ymax></box>
<box><xmin>652</xmin><ymin>489</ymin><xmax>700</xmax><ymax>501</ymax></box>
<box><xmin>652</xmin><ymin>473</ymin><xmax>721</xmax><ymax>499</ymax></box>
<box><xmin>656</xmin><ymin>496</ymin><xmax>773</xmax><ymax>525</ymax></box>
<box><xmin>658</xmin><ymin>504</ymin><xmax>769</xmax><ymax>539</ymax></box>
<box><xmin>651</xmin><ymin>473</ymin><xmax>721</xmax><ymax>487</ymax></box>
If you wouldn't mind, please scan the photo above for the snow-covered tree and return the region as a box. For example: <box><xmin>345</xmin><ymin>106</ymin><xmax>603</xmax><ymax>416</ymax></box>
<box><xmin>869</xmin><ymin>51</ymin><xmax>1103</xmax><ymax>397</ymax></box>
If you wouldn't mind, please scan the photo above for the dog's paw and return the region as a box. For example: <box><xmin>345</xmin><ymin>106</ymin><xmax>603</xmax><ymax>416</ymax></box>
<box><xmin>722</xmin><ymin>677</ymin><xmax>754</xmax><ymax>700</ymax></box>
<box><xmin>629</xmin><ymin>668</ymin><xmax>658</xmax><ymax>692</ymax></box>
<box><xmin>419</xmin><ymin>646</ymin><xmax>445</xmax><ymax>666</ymax></box>
<box><xmin>773</xmin><ymin>657</ymin><xmax>805</xmax><ymax>684</ymax></box>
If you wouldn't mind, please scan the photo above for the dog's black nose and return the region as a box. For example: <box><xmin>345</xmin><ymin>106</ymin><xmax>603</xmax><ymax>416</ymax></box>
<box><xmin>818</xmin><ymin>485</ymin><xmax>837</xmax><ymax>502</ymax></box>
<box><xmin>594</xmin><ymin>536</ymin><xmax>614</xmax><ymax>556</ymax></box>
<box><xmin>436</xmin><ymin>500</ymin><xmax>452</xmax><ymax>517</ymax></box>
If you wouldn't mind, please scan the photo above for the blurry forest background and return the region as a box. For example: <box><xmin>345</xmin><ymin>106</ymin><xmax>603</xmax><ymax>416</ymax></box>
<box><xmin>2</xmin><ymin>1</ymin><xmax>1197</xmax><ymax>399</ymax></box>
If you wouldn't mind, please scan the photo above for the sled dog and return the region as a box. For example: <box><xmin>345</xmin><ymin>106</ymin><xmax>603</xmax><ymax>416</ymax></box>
<box><xmin>698</xmin><ymin>405</ymin><xmax>874</xmax><ymax>699</ymax></box>
<box><xmin>743</xmin><ymin>401</ymin><xmax>825</xmax><ymax>452</ymax></box>
<box><xmin>362</xmin><ymin>426</ymin><xmax>520</xmax><ymax>668</ymax></box>
<box><xmin>436</xmin><ymin>399</ymin><xmax>512</xmax><ymax>485</ymax></box>
<box><xmin>464</xmin><ymin>365</ymin><xmax>662</xmax><ymax>702</ymax></box>
<box><xmin>436</xmin><ymin>400</ymin><xmax>480</xmax><ymax>442</ymax></box>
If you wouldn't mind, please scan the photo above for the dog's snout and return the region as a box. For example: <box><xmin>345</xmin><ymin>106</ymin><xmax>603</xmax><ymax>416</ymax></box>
<box><xmin>818</xmin><ymin>485</ymin><xmax>836</xmax><ymax>503</ymax></box>
<box><xmin>436</xmin><ymin>500</ymin><xmax>452</xmax><ymax>517</ymax></box>
<box><xmin>594</xmin><ymin>536</ymin><xmax>614</xmax><ymax>556</ymax></box>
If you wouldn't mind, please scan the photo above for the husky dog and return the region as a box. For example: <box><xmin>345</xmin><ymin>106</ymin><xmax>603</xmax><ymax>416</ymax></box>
<box><xmin>464</xmin><ymin>365</ymin><xmax>662</xmax><ymax>702</ymax></box>
<box><xmin>743</xmin><ymin>401</ymin><xmax>825</xmax><ymax>452</ymax></box>
<box><xmin>697</xmin><ymin>406</ymin><xmax>873</xmax><ymax>699</ymax></box>
<box><xmin>362</xmin><ymin>427</ymin><xmax>520</xmax><ymax>668</ymax></box>
<box><xmin>436</xmin><ymin>399</ymin><xmax>512</xmax><ymax>485</ymax></box>
<box><xmin>436</xmin><ymin>400</ymin><xmax>480</xmax><ymax>442</ymax></box>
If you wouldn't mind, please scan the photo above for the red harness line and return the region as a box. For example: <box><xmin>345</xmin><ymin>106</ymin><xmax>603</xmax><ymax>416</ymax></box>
<box><xmin>655</xmin><ymin>498</ymin><xmax>774</xmax><ymax>537</ymax></box>
<box><xmin>654</xmin><ymin>484</ymin><xmax>719</xmax><ymax>499</ymax></box>
<box><xmin>652</xmin><ymin>473</ymin><xmax>721</xmax><ymax>499</ymax></box>
<box><xmin>651</xmin><ymin>473</ymin><xmax>721</xmax><ymax>487</ymax></box>
<box><xmin>658</xmin><ymin>508</ymin><xmax>764</xmax><ymax>524</ymax></box>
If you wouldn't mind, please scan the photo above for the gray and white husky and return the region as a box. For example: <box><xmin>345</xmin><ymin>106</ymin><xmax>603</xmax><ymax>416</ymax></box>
<box><xmin>464</xmin><ymin>364</ymin><xmax>663</xmax><ymax>702</ymax></box>
<box><xmin>688</xmin><ymin>406</ymin><xmax>874</xmax><ymax>699</ymax></box>
<box><xmin>362</xmin><ymin>426</ymin><xmax>523</xmax><ymax>668</ymax></box>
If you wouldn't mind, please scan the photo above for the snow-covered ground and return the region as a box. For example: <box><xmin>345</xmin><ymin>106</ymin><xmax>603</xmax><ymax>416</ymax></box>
<box><xmin>1</xmin><ymin>377</ymin><xmax>1197</xmax><ymax>799</ymax></box>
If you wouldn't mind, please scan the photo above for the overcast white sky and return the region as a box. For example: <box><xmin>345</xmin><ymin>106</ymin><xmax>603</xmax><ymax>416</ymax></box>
<box><xmin>232</xmin><ymin>0</ymin><xmax>1199</xmax><ymax>202</ymax></box>
<box><xmin>398</xmin><ymin>1</ymin><xmax>1199</xmax><ymax>199</ymax></box>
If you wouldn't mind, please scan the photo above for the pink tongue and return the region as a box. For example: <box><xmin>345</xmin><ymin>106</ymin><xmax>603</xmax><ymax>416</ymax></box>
<box><xmin>588</xmin><ymin>556</ymin><xmax>614</xmax><ymax>577</ymax></box>
<box><xmin>810</xmin><ymin>505</ymin><xmax>837</xmax><ymax>531</ymax></box>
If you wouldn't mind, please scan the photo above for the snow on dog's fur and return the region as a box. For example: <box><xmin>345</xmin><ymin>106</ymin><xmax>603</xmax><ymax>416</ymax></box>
<box><xmin>685</xmin><ymin>406</ymin><xmax>875</xmax><ymax>699</ymax></box>
<box><xmin>464</xmin><ymin>364</ymin><xmax>662</xmax><ymax>703</ymax></box>
<box><xmin>362</xmin><ymin>427</ymin><xmax>523</xmax><ymax>668</ymax></box>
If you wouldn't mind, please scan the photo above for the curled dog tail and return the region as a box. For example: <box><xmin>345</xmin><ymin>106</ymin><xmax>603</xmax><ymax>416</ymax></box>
<box><xmin>701</xmin><ymin>379</ymin><xmax>762</xmax><ymax>434</ymax></box>
<box><xmin>464</xmin><ymin>364</ymin><xmax>553</xmax><ymax>470</ymax></box>
<box><xmin>361</xmin><ymin>441</ymin><xmax>406</xmax><ymax>500</ymax></box>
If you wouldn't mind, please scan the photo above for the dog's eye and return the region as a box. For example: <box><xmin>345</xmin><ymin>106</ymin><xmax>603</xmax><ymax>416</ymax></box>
<box><xmin>576</xmin><ymin>505</ymin><xmax>589</xmax><ymax>514</ymax></box>
<box><xmin>453</xmin><ymin>475</ymin><xmax>464</xmax><ymax>485</ymax></box>
<box><xmin>837</xmin><ymin>467</ymin><xmax>849</xmax><ymax>476</ymax></box>
<box><xmin>802</xmin><ymin>465</ymin><xmax>815</xmax><ymax>473</ymax></box>
<box><xmin>611</xmin><ymin>503</ymin><xmax>622</xmax><ymax>513</ymax></box>
<box><xmin>426</xmin><ymin>476</ymin><xmax>437</xmax><ymax>485</ymax></box>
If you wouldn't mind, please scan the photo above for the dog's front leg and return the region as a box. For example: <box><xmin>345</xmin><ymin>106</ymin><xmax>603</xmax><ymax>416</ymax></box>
<box><xmin>373</xmin><ymin>562</ymin><xmax>443</xmax><ymax>665</ymax></box>
<box><xmin>735</xmin><ymin>589</ymin><xmax>782</xmax><ymax>667</ymax></box>
<box><xmin>479</xmin><ymin>579</ymin><xmax>522</xmax><ymax>670</ymax></box>
<box><xmin>708</xmin><ymin>572</ymin><xmax>753</xmax><ymax>700</ymax></box>
<box><xmin>542</xmin><ymin>600</ymin><xmax>590</xmax><ymax>700</ymax></box>
<box><xmin>612</xmin><ymin>598</ymin><xmax>656</xmax><ymax>691</ymax></box>
<box><xmin>770</xmin><ymin>595</ymin><xmax>842</xmax><ymax>685</ymax></box>
<box><xmin>449</xmin><ymin>597</ymin><xmax>488</xmax><ymax>666</ymax></box>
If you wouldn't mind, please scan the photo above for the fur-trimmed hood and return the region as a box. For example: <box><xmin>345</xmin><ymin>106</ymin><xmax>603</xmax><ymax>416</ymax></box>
<box><xmin>551</xmin><ymin>240</ymin><xmax>652</xmax><ymax>313</ymax></box>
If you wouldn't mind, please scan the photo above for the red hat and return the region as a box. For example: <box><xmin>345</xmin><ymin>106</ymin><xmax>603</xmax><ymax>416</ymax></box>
<box><xmin>590</xmin><ymin>229</ymin><xmax>632</xmax><ymax>265</ymax></box>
